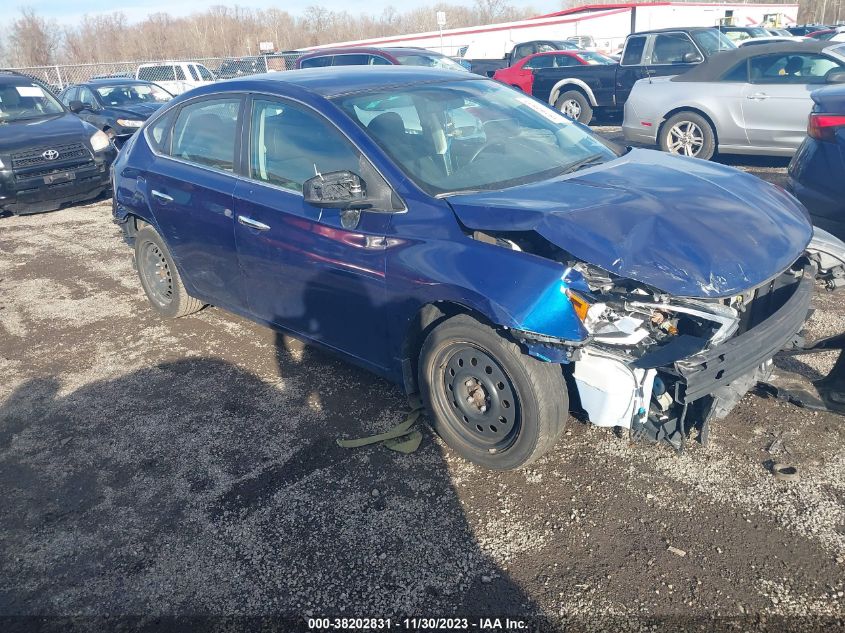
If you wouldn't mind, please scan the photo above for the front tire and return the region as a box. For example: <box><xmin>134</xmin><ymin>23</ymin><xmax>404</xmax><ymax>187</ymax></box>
<box><xmin>659</xmin><ymin>111</ymin><xmax>716</xmax><ymax>160</ymax></box>
<box><xmin>555</xmin><ymin>90</ymin><xmax>593</xmax><ymax>124</ymax></box>
<box><xmin>134</xmin><ymin>225</ymin><xmax>204</xmax><ymax>318</ymax></box>
<box><xmin>419</xmin><ymin>314</ymin><xmax>568</xmax><ymax>470</ymax></box>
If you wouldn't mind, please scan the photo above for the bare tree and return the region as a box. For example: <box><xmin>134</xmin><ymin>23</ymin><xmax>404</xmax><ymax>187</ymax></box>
<box><xmin>8</xmin><ymin>8</ymin><xmax>61</xmax><ymax>66</ymax></box>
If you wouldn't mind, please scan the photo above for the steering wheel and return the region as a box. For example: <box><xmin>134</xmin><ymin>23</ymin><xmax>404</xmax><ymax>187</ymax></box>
<box><xmin>468</xmin><ymin>139</ymin><xmax>509</xmax><ymax>164</ymax></box>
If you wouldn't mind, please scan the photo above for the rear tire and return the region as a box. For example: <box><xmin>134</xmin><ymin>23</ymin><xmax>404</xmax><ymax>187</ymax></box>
<box><xmin>659</xmin><ymin>111</ymin><xmax>716</xmax><ymax>160</ymax></box>
<box><xmin>134</xmin><ymin>225</ymin><xmax>204</xmax><ymax>318</ymax></box>
<box><xmin>555</xmin><ymin>90</ymin><xmax>593</xmax><ymax>124</ymax></box>
<box><xmin>418</xmin><ymin>314</ymin><xmax>568</xmax><ymax>470</ymax></box>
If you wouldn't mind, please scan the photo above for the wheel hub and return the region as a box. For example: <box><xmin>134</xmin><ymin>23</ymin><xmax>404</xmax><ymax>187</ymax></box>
<box><xmin>443</xmin><ymin>346</ymin><xmax>519</xmax><ymax>448</ymax></box>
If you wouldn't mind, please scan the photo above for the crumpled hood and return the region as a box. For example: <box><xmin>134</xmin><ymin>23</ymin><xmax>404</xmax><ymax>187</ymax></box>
<box><xmin>447</xmin><ymin>149</ymin><xmax>813</xmax><ymax>298</ymax></box>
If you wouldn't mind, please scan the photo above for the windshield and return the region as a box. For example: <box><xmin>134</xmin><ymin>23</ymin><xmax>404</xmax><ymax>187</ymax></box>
<box><xmin>335</xmin><ymin>79</ymin><xmax>619</xmax><ymax>196</ymax></box>
<box><xmin>692</xmin><ymin>29</ymin><xmax>737</xmax><ymax>55</ymax></box>
<box><xmin>0</xmin><ymin>82</ymin><xmax>64</xmax><ymax>123</ymax></box>
<box><xmin>579</xmin><ymin>51</ymin><xmax>616</xmax><ymax>65</ymax></box>
<box><xmin>393</xmin><ymin>54</ymin><xmax>468</xmax><ymax>72</ymax></box>
<box><xmin>95</xmin><ymin>83</ymin><xmax>172</xmax><ymax>105</ymax></box>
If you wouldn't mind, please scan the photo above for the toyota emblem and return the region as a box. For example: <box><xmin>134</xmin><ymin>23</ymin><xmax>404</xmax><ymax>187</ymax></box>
<box><xmin>42</xmin><ymin>149</ymin><xmax>59</xmax><ymax>161</ymax></box>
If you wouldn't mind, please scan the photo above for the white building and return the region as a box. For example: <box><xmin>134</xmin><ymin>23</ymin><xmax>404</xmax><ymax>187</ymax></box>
<box><xmin>307</xmin><ymin>2</ymin><xmax>801</xmax><ymax>57</ymax></box>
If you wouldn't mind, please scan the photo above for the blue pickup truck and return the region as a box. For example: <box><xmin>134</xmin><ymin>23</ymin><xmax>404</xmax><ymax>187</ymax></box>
<box><xmin>531</xmin><ymin>27</ymin><xmax>736</xmax><ymax>123</ymax></box>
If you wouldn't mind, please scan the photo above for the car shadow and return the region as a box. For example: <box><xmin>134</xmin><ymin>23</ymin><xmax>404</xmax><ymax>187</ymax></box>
<box><xmin>1</xmin><ymin>313</ymin><xmax>541</xmax><ymax>626</ymax></box>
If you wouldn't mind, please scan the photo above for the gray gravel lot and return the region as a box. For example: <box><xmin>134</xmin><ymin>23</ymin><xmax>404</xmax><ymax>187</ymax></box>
<box><xmin>1</xmin><ymin>129</ymin><xmax>843</xmax><ymax>632</ymax></box>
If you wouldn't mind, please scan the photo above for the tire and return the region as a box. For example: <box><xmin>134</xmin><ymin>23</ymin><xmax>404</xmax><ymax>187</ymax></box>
<box><xmin>659</xmin><ymin>111</ymin><xmax>716</xmax><ymax>160</ymax></box>
<box><xmin>134</xmin><ymin>225</ymin><xmax>204</xmax><ymax>318</ymax></box>
<box><xmin>555</xmin><ymin>90</ymin><xmax>593</xmax><ymax>124</ymax></box>
<box><xmin>418</xmin><ymin>314</ymin><xmax>568</xmax><ymax>470</ymax></box>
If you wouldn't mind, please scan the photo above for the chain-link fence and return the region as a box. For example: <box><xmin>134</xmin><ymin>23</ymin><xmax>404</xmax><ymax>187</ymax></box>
<box><xmin>4</xmin><ymin>54</ymin><xmax>303</xmax><ymax>94</ymax></box>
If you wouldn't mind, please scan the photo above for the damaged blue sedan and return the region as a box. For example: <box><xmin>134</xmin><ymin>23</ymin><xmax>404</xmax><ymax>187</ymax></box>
<box><xmin>112</xmin><ymin>66</ymin><xmax>845</xmax><ymax>469</ymax></box>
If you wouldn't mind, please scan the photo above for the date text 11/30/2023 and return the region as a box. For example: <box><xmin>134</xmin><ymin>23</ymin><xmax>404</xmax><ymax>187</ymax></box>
<box><xmin>306</xmin><ymin>617</ymin><xmax>529</xmax><ymax>630</ymax></box>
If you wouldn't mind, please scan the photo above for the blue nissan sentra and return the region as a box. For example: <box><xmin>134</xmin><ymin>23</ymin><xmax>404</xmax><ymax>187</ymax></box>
<box><xmin>112</xmin><ymin>66</ymin><xmax>844</xmax><ymax>469</ymax></box>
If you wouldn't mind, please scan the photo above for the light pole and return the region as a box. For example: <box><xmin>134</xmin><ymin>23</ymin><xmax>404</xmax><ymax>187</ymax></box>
<box><xmin>437</xmin><ymin>11</ymin><xmax>447</xmax><ymax>54</ymax></box>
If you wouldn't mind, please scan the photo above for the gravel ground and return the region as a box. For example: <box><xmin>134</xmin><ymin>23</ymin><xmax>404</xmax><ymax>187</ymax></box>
<box><xmin>1</xmin><ymin>130</ymin><xmax>844</xmax><ymax>632</ymax></box>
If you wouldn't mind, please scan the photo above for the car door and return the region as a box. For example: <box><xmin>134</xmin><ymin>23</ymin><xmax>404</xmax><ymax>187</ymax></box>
<box><xmin>637</xmin><ymin>32</ymin><xmax>702</xmax><ymax>95</ymax></box>
<box><xmin>615</xmin><ymin>35</ymin><xmax>651</xmax><ymax>106</ymax></box>
<box><xmin>742</xmin><ymin>52</ymin><xmax>844</xmax><ymax>151</ymax></box>
<box><xmin>232</xmin><ymin>96</ymin><xmax>393</xmax><ymax>368</ymax></box>
<box><xmin>143</xmin><ymin>95</ymin><xmax>245</xmax><ymax>308</ymax></box>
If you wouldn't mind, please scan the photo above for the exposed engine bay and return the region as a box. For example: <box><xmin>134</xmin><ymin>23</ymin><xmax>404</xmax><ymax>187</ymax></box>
<box><xmin>470</xmin><ymin>226</ymin><xmax>845</xmax><ymax>450</ymax></box>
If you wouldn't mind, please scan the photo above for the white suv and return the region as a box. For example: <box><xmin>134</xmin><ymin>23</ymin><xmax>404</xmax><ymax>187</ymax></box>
<box><xmin>135</xmin><ymin>62</ymin><xmax>215</xmax><ymax>95</ymax></box>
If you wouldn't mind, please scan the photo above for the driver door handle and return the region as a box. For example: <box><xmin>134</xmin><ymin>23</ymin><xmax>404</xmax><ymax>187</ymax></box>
<box><xmin>747</xmin><ymin>92</ymin><xmax>769</xmax><ymax>100</ymax></box>
<box><xmin>238</xmin><ymin>215</ymin><xmax>271</xmax><ymax>231</ymax></box>
<box><xmin>150</xmin><ymin>189</ymin><xmax>173</xmax><ymax>203</ymax></box>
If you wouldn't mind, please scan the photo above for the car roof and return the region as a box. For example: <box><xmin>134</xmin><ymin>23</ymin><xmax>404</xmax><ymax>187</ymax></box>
<box><xmin>299</xmin><ymin>46</ymin><xmax>448</xmax><ymax>58</ymax></box>
<box><xmin>216</xmin><ymin>66</ymin><xmax>481</xmax><ymax>97</ymax></box>
<box><xmin>84</xmin><ymin>78</ymin><xmax>155</xmax><ymax>86</ymax></box>
<box><xmin>631</xmin><ymin>26</ymin><xmax>720</xmax><ymax>36</ymax></box>
<box><xmin>673</xmin><ymin>40</ymin><xmax>835</xmax><ymax>82</ymax></box>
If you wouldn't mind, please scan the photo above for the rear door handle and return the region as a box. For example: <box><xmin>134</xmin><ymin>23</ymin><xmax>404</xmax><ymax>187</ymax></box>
<box><xmin>237</xmin><ymin>215</ymin><xmax>271</xmax><ymax>231</ymax></box>
<box><xmin>150</xmin><ymin>189</ymin><xmax>173</xmax><ymax>203</ymax></box>
<box><xmin>747</xmin><ymin>93</ymin><xmax>769</xmax><ymax>100</ymax></box>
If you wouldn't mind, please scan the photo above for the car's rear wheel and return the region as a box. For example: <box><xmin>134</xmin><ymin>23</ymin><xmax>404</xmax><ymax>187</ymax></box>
<box><xmin>660</xmin><ymin>111</ymin><xmax>716</xmax><ymax>160</ymax></box>
<box><xmin>418</xmin><ymin>314</ymin><xmax>568</xmax><ymax>470</ymax></box>
<box><xmin>555</xmin><ymin>90</ymin><xmax>593</xmax><ymax>124</ymax></box>
<box><xmin>134</xmin><ymin>225</ymin><xmax>204</xmax><ymax>318</ymax></box>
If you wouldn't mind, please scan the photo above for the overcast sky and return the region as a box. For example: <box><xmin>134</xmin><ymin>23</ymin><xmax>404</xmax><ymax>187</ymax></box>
<box><xmin>17</xmin><ymin>0</ymin><xmax>563</xmax><ymax>25</ymax></box>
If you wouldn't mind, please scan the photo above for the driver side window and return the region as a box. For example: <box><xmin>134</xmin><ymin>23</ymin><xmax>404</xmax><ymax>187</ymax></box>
<box><xmin>249</xmin><ymin>99</ymin><xmax>363</xmax><ymax>192</ymax></box>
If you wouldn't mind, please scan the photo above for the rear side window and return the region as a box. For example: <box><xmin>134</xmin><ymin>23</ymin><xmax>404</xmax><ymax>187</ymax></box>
<box><xmin>175</xmin><ymin>66</ymin><xmax>186</xmax><ymax>81</ymax></box>
<box><xmin>171</xmin><ymin>98</ymin><xmax>241</xmax><ymax>172</ymax></box>
<box><xmin>300</xmin><ymin>56</ymin><xmax>333</xmax><ymax>69</ymax></box>
<box><xmin>621</xmin><ymin>36</ymin><xmax>646</xmax><ymax>65</ymax></box>
<box><xmin>139</xmin><ymin>65</ymin><xmax>175</xmax><ymax>82</ymax></box>
<box><xmin>525</xmin><ymin>55</ymin><xmax>555</xmax><ymax>69</ymax></box>
<box><xmin>187</xmin><ymin>65</ymin><xmax>200</xmax><ymax>81</ymax></box>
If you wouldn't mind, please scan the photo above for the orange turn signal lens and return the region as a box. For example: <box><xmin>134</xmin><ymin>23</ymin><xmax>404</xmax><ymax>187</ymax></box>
<box><xmin>566</xmin><ymin>289</ymin><xmax>590</xmax><ymax>321</ymax></box>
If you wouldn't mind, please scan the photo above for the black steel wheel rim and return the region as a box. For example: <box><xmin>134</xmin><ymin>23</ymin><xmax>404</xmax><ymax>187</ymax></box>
<box><xmin>139</xmin><ymin>241</ymin><xmax>173</xmax><ymax>306</ymax></box>
<box><xmin>440</xmin><ymin>343</ymin><xmax>520</xmax><ymax>451</ymax></box>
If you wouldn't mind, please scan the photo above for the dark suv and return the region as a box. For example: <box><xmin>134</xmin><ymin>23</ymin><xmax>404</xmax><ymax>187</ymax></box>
<box><xmin>0</xmin><ymin>72</ymin><xmax>117</xmax><ymax>215</ymax></box>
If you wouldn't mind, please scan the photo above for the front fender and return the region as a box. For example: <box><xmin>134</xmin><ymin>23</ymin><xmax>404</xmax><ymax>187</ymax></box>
<box><xmin>386</xmin><ymin>236</ymin><xmax>589</xmax><ymax>348</ymax></box>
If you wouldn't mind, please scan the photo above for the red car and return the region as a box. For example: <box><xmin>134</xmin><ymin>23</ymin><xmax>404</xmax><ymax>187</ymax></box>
<box><xmin>493</xmin><ymin>50</ymin><xmax>616</xmax><ymax>95</ymax></box>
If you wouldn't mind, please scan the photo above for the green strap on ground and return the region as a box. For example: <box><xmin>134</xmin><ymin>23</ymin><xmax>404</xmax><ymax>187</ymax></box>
<box><xmin>337</xmin><ymin>403</ymin><xmax>424</xmax><ymax>454</ymax></box>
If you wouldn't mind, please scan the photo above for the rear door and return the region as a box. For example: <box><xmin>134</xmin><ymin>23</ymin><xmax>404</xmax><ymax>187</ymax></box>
<box><xmin>232</xmin><ymin>96</ymin><xmax>393</xmax><ymax>367</ymax></box>
<box><xmin>143</xmin><ymin>95</ymin><xmax>245</xmax><ymax>308</ymax></box>
<box><xmin>742</xmin><ymin>52</ymin><xmax>844</xmax><ymax>150</ymax></box>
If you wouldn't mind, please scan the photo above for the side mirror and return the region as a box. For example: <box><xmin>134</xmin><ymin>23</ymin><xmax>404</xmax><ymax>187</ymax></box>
<box><xmin>826</xmin><ymin>69</ymin><xmax>845</xmax><ymax>83</ymax></box>
<box><xmin>303</xmin><ymin>171</ymin><xmax>369</xmax><ymax>209</ymax></box>
<box><xmin>683</xmin><ymin>52</ymin><xmax>704</xmax><ymax>64</ymax></box>
<box><xmin>68</xmin><ymin>100</ymin><xmax>85</xmax><ymax>113</ymax></box>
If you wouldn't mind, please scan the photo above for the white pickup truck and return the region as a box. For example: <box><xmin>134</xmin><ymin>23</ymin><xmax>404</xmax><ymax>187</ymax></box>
<box><xmin>135</xmin><ymin>62</ymin><xmax>215</xmax><ymax>95</ymax></box>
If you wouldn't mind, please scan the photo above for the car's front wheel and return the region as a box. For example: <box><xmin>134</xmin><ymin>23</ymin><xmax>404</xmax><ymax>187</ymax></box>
<box><xmin>134</xmin><ymin>225</ymin><xmax>204</xmax><ymax>318</ymax></box>
<box><xmin>659</xmin><ymin>111</ymin><xmax>716</xmax><ymax>160</ymax></box>
<box><xmin>419</xmin><ymin>314</ymin><xmax>568</xmax><ymax>470</ymax></box>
